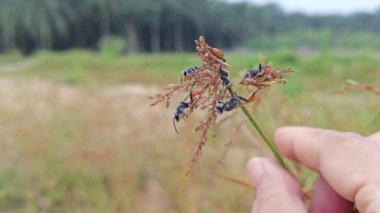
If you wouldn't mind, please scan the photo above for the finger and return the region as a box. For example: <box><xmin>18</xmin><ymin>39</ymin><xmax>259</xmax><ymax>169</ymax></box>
<box><xmin>275</xmin><ymin>126</ymin><xmax>380</xmax><ymax>211</ymax></box>
<box><xmin>310</xmin><ymin>176</ymin><xmax>354</xmax><ymax>213</ymax></box>
<box><xmin>367</xmin><ymin>131</ymin><xmax>380</xmax><ymax>142</ymax></box>
<box><xmin>247</xmin><ymin>157</ymin><xmax>306</xmax><ymax>213</ymax></box>
<box><xmin>274</xmin><ymin>126</ymin><xmax>361</xmax><ymax>172</ymax></box>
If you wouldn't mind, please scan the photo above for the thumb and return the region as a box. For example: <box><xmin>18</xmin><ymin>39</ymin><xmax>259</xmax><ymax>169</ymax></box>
<box><xmin>247</xmin><ymin>158</ymin><xmax>306</xmax><ymax>213</ymax></box>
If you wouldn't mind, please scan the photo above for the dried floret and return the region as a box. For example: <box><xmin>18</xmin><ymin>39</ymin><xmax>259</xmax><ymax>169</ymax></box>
<box><xmin>333</xmin><ymin>79</ymin><xmax>380</xmax><ymax>95</ymax></box>
<box><xmin>150</xmin><ymin>36</ymin><xmax>293</xmax><ymax>173</ymax></box>
<box><xmin>240</xmin><ymin>63</ymin><xmax>294</xmax><ymax>89</ymax></box>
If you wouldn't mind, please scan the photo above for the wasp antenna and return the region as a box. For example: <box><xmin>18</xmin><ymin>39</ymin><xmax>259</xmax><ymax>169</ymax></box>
<box><xmin>173</xmin><ymin>118</ymin><xmax>179</xmax><ymax>134</ymax></box>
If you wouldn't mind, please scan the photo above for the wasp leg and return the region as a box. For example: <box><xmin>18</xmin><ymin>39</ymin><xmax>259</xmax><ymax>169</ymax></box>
<box><xmin>173</xmin><ymin>118</ymin><xmax>179</xmax><ymax>134</ymax></box>
<box><xmin>248</xmin><ymin>90</ymin><xmax>260</xmax><ymax>102</ymax></box>
<box><xmin>238</xmin><ymin>95</ymin><xmax>249</xmax><ymax>103</ymax></box>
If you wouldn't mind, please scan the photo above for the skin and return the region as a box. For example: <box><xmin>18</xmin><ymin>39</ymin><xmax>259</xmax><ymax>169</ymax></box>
<box><xmin>246</xmin><ymin>126</ymin><xmax>380</xmax><ymax>213</ymax></box>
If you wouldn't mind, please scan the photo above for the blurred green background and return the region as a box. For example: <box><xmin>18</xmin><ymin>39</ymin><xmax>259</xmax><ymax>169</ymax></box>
<box><xmin>0</xmin><ymin>0</ymin><xmax>379</xmax><ymax>212</ymax></box>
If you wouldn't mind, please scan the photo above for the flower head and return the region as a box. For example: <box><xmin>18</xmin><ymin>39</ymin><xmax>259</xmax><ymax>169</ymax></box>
<box><xmin>333</xmin><ymin>79</ymin><xmax>380</xmax><ymax>95</ymax></box>
<box><xmin>151</xmin><ymin>36</ymin><xmax>293</xmax><ymax>173</ymax></box>
<box><xmin>240</xmin><ymin>63</ymin><xmax>293</xmax><ymax>89</ymax></box>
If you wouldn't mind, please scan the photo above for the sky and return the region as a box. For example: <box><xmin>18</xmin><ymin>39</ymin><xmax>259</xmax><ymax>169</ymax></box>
<box><xmin>226</xmin><ymin>0</ymin><xmax>380</xmax><ymax>15</ymax></box>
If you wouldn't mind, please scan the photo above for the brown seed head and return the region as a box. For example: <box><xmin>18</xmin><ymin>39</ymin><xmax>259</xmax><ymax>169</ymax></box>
<box><xmin>151</xmin><ymin>36</ymin><xmax>294</xmax><ymax>174</ymax></box>
<box><xmin>240</xmin><ymin>64</ymin><xmax>294</xmax><ymax>89</ymax></box>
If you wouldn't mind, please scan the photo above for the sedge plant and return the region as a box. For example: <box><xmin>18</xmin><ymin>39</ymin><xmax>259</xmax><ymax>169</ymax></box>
<box><xmin>151</xmin><ymin>36</ymin><xmax>293</xmax><ymax>174</ymax></box>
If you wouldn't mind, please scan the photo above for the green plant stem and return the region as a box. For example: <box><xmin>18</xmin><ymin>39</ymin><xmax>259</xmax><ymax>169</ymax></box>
<box><xmin>240</xmin><ymin>106</ymin><xmax>287</xmax><ymax>168</ymax></box>
<box><xmin>360</xmin><ymin>110</ymin><xmax>380</xmax><ymax>135</ymax></box>
<box><xmin>226</xmin><ymin>86</ymin><xmax>288</xmax><ymax>169</ymax></box>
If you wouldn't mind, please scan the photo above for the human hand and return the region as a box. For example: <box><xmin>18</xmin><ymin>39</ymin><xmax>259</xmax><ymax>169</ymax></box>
<box><xmin>246</xmin><ymin>126</ymin><xmax>380</xmax><ymax>213</ymax></box>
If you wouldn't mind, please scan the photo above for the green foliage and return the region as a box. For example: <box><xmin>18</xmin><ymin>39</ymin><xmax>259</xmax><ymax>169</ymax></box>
<box><xmin>98</xmin><ymin>36</ymin><xmax>126</xmax><ymax>58</ymax></box>
<box><xmin>245</xmin><ymin>30</ymin><xmax>380</xmax><ymax>50</ymax></box>
<box><xmin>1</xmin><ymin>0</ymin><xmax>380</xmax><ymax>53</ymax></box>
<box><xmin>0</xmin><ymin>51</ymin><xmax>378</xmax><ymax>211</ymax></box>
<box><xmin>0</xmin><ymin>0</ymin><xmax>77</xmax><ymax>51</ymax></box>
<box><xmin>2</xmin><ymin>50</ymin><xmax>379</xmax><ymax>86</ymax></box>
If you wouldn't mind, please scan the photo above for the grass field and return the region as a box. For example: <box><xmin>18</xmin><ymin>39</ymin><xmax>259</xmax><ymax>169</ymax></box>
<box><xmin>0</xmin><ymin>50</ymin><xmax>379</xmax><ymax>212</ymax></box>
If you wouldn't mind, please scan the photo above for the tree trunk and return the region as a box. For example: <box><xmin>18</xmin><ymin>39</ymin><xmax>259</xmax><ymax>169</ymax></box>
<box><xmin>150</xmin><ymin>16</ymin><xmax>161</xmax><ymax>52</ymax></box>
<box><xmin>126</xmin><ymin>20</ymin><xmax>139</xmax><ymax>53</ymax></box>
<box><xmin>8</xmin><ymin>35</ymin><xmax>16</xmax><ymax>50</ymax></box>
<box><xmin>100</xmin><ymin>12</ymin><xmax>110</xmax><ymax>39</ymax></box>
<box><xmin>162</xmin><ymin>23</ymin><xmax>171</xmax><ymax>51</ymax></box>
<box><xmin>174</xmin><ymin>18</ymin><xmax>184</xmax><ymax>52</ymax></box>
<box><xmin>40</xmin><ymin>37</ymin><xmax>51</xmax><ymax>50</ymax></box>
<box><xmin>1</xmin><ymin>29</ymin><xmax>15</xmax><ymax>51</ymax></box>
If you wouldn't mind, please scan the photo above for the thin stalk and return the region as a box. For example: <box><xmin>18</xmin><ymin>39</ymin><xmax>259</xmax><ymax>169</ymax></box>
<box><xmin>360</xmin><ymin>110</ymin><xmax>380</xmax><ymax>135</ymax></box>
<box><xmin>205</xmin><ymin>171</ymin><xmax>254</xmax><ymax>190</ymax></box>
<box><xmin>240</xmin><ymin>106</ymin><xmax>287</xmax><ymax>168</ymax></box>
<box><xmin>226</xmin><ymin>86</ymin><xmax>288</xmax><ymax>169</ymax></box>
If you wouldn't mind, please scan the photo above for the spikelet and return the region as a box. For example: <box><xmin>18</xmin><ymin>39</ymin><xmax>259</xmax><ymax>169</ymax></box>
<box><xmin>150</xmin><ymin>36</ymin><xmax>293</xmax><ymax>173</ymax></box>
<box><xmin>333</xmin><ymin>79</ymin><xmax>380</xmax><ymax>95</ymax></box>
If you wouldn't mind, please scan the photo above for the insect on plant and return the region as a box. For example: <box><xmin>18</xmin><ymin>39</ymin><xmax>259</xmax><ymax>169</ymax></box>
<box><xmin>151</xmin><ymin>36</ymin><xmax>294</xmax><ymax>173</ymax></box>
<box><xmin>243</xmin><ymin>63</ymin><xmax>263</xmax><ymax>79</ymax></box>
<box><xmin>181</xmin><ymin>66</ymin><xmax>199</xmax><ymax>78</ymax></box>
<box><xmin>173</xmin><ymin>91</ymin><xmax>195</xmax><ymax>133</ymax></box>
<box><xmin>209</xmin><ymin>47</ymin><xmax>226</xmax><ymax>62</ymax></box>
<box><xmin>216</xmin><ymin>93</ymin><xmax>248</xmax><ymax>114</ymax></box>
<box><xmin>219</xmin><ymin>68</ymin><xmax>230</xmax><ymax>86</ymax></box>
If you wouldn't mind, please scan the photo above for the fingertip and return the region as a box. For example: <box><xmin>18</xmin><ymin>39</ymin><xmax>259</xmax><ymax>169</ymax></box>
<box><xmin>246</xmin><ymin>157</ymin><xmax>265</xmax><ymax>185</ymax></box>
<box><xmin>274</xmin><ymin>126</ymin><xmax>291</xmax><ymax>142</ymax></box>
<box><xmin>274</xmin><ymin>127</ymin><xmax>290</xmax><ymax>150</ymax></box>
<box><xmin>274</xmin><ymin>126</ymin><xmax>312</xmax><ymax>146</ymax></box>
<box><xmin>260</xmin><ymin>158</ymin><xmax>304</xmax><ymax>197</ymax></box>
<box><xmin>274</xmin><ymin>126</ymin><xmax>299</xmax><ymax>158</ymax></box>
<box><xmin>274</xmin><ymin>126</ymin><xmax>327</xmax><ymax>171</ymax></box>
<box><xmin>248</xmin><ymin>157</ymin><xmax>306</xmax><ymax>212</ymax></box>
<box><xmin>247</xmin><ymin>157</ymin><xmax>303</xmax><ymax>196</ymax></box>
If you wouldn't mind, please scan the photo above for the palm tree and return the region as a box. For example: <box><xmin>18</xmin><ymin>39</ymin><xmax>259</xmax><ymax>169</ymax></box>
<box><xmin>0</xmin><ymin>0</ymin><xmax>76</xmax><ymax>50</ymax></box>
<box><xmin>163</xmin><ymin>0</ymin><xmax>206</xmax><ymax>52</ymax></box>
<box><xmin>166</xmin><ymin>0</ymin><xmax>186</xmax><ymax>52</ymax></box>
<box><xmin>147</xmin><ymin>0</ymin><xmax>162</xmax><ymax>52</ymax></box>
<box><xmin>82</xmin><ymin>0</ymin><xmax>119</xmax><ymax>40</ymax></box>
<box><xmin>117</xmin><ymin>0</ymin><xmax>150</xmax><ymax>53</ymax></box>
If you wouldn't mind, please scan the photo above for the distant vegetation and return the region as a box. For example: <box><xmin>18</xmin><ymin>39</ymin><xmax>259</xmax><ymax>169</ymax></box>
<box><xmin>0</xmin><ymin>0</ymin><xmax>380</xmax><ymax>54</ymax></box>
<box><xmin>0</xmin><ymin>51</ymin><xmax>379</xmax><ymax>211</ymax></box>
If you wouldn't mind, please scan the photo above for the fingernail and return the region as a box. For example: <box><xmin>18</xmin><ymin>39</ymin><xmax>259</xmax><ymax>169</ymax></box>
<box><xmin>247</xmin><ymin>157</ymin><xmax>265</xmax><ymax>185</ymax></box>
